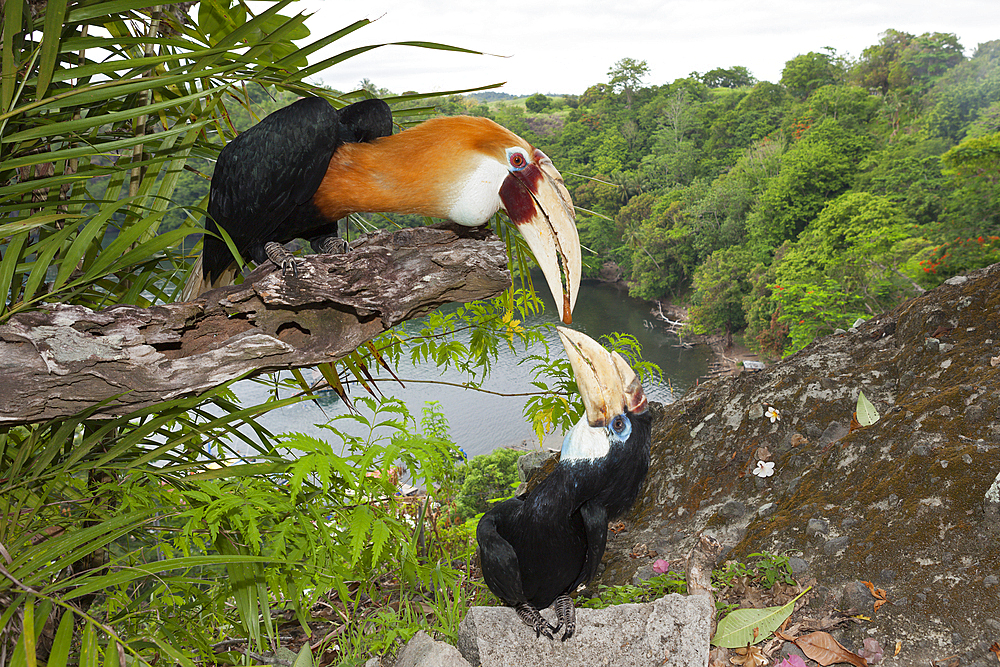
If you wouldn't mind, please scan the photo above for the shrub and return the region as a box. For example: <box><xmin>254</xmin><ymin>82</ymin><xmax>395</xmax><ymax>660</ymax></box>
<box><xmin>455</xmin><ymin>448</ymin><xmax>522</xmax><ymax>519</ymax></box>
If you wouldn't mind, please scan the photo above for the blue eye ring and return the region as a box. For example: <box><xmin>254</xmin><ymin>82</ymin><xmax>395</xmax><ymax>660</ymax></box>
<box><xmin>609</xmin><ymin>414</ymin><xmax>629</xmax><ymax>438</ymax></box>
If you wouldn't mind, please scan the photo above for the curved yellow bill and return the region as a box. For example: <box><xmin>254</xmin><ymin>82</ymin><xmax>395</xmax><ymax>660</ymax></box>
<box><xmin>503</xmin><ymin>151</ymin><xmax>581</xmax><ymax>325</ymax></box>
<box><xmin>556</xmin><ymin>327</ymin><xmax>648</xmax><ymax>427</ymax></box>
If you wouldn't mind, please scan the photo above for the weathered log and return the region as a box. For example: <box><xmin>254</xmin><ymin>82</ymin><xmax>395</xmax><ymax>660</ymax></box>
<box><xmin>0</xmin><ymin>223</ymin><xmax>511</xmax><ymax>425</ymax></box>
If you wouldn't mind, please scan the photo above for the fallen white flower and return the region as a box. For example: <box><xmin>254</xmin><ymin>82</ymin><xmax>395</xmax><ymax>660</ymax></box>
<box><xmin>752</xmin><ymin>460</ymin><xmax>775</xmax><ymax>478</ymax></box>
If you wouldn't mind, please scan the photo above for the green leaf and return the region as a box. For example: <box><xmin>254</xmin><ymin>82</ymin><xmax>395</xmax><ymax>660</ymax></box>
<box><xmin>46</xmin><ymin>608</ymin><xmax>76</xmax><ymax>667</ymax></box>
<box><xmin>370</xmin><ymin>519</ymin><xmax>391</xmax><ymax>564</ymax></box>
<box><xmin>102</xmin><ymin>637</ymin><xmax>120</xmax><ymax>667</ymax></box>
<box><xmin>711</xmin><ymin>587</ymin><xmax>810</xmax><ymax>647</ymax></box>
<box><xmin>80</xmin><ymin>623</ymin><xmax>98</xmax><ymax>667</ymax></box>
<box><xmin>292</xmin><ymin>643</ymin><xmax>314</xmax><ymax>667</ymax></box>
<box><xmin>856</xmin><ymin>390</ymin><xmax>880</xmax><ymax>426</ymax></box>
<box><xmin>1</xmin><ymin>0</ymin><xmax>24</xmax><ymax>110</ymax></box>
<box><xmin>35</xmin><ymin>0</ymin><xmax>68</xmax><ymax>102</ymax></box>
<box><xmin>348</xmin><ymin>505</ymin><xmax>373</xmax><ymax>566</ymax></box>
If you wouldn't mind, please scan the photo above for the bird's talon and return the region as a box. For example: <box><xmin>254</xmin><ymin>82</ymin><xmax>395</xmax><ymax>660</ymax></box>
<box><xmin>312</xmin><ymin>235</ymin><xmax>348</xmax><ymax>255</ymax></box>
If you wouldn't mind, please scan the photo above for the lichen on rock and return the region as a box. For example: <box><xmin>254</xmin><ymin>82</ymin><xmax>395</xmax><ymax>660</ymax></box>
<box><xmin>599</xmin><ymin>263</ymin><xmax>1000</xmax><ymax>667</ymax></box>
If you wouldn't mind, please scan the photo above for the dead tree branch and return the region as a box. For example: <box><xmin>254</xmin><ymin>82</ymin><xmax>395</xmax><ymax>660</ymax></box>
<box><xmin>0</xmin><ymin>223</ymin><xmax>510</xmax><ymax>425</ymax></box>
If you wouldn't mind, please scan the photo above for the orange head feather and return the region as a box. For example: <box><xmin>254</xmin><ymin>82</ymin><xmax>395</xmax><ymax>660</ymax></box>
<box><xmin>312</xmin><ymin>116</ymin><xmax>529</xmax><ymax>224</ymax></box>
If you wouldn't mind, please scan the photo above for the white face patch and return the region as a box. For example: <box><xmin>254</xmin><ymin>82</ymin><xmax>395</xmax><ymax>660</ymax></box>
<box><xmin>560</xmin><ymin>414</ymin><xmax>610</xmax><ymax>462</ymax></box>
<box><xmin>446</xmin><ymin>155</ymin><xmax>508</xmax><ymax>226</ymax></box>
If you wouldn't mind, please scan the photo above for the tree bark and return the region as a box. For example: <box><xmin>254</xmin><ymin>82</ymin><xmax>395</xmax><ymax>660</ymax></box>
<box><xmin>0</xmin><ymin>223</ymin><xmax>510</xmax><ymax>426</ymax></box>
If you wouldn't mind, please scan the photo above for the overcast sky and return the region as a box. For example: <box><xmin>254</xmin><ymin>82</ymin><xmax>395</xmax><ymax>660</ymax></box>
<box><xmin>292</xmin><ymin>0</ymin><xmax>999</xmax><ymax>97</ymax></box>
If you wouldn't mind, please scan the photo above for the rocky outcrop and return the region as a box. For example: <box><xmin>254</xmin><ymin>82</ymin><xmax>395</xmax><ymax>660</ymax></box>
<box><xmin>457</xmin><ymin>594</ymin><xmax>713</xmax><ymax>667</ymax></box>
<box><xmin>600</xmin><ymin>264</ymin><xmax>1000</xmax><ymax>667</ymax></box>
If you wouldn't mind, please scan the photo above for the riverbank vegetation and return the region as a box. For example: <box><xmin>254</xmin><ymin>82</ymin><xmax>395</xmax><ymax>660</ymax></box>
<box><xmin>3</xmin><ymin>1</ymin><xmax>998</xmax><ymax>664</ymax></box>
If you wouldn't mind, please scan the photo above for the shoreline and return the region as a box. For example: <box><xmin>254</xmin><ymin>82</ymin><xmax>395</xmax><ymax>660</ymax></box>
<box><xmin>590</xmin><ymin>265</ymin><xmax>764</xmax><ymax>381</ymax></box>
<box><xmin>643</xmin><ymin>291</ymin><xmax>762</xmax><ymax>381</ymax></box>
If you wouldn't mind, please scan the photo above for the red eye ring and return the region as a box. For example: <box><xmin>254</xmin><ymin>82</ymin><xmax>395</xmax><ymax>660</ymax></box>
<box><xmin>509</xmin><ymin>152</ymin><xmax>527</xmax><ymax>169</ymax></box>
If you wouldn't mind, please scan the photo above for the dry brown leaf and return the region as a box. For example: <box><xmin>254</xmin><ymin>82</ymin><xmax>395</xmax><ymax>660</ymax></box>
<box><xmin>848</xmin><ymin>412</ymin><xmax>862</xmax><ymax>434</ymax></box>
<box><xmin>709</xmin><ymin>647</ymin><xmax>729</xmax><ymax>667</ymax></box>
<box><xmin>933</xmin><ymin>655</ymin><xmax>959</xmax><ymax>667</ymax></box>
<box><xmin>989</xmin><ymin>643</ymin><xmax>1000</xmax><ymax>663</ymax></box>
<box><xmin>931</xmin><ymin>325</ymin><xmax>952</xmax><ymax>338</ymax></box>
<box><xmin>859</xmin><ymin>580</ymin><xmax>888</xmax><ymax>614</ymax></box>
<box><xmin>894</xmin><ymin>641</ymin><xmax>902</xmax><ymax>657</ymax></box>
<box><xmin>731</xmin><ymin>645</ymin><xmax>767</xmax><ymax>667</ymax></box>
<box><xmin>755</xmin><ymin>446</ymin><xmax>771</xmax><ymax>461</ymax></box>
<box><xmin>794</xmin><ymin>631</ymin><xmax>868</xmax><ymax>667</ymax></box>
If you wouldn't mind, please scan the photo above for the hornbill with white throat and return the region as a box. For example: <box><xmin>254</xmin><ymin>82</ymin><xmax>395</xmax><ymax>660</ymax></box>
<box><xmin>183</xmin><ymin>96</ymin><xmax>581</xmax><ymax>324</ymax></box>
<box><xmin>477</xmin><ymin>327</ymin><xmax>651</xmax><ymax>640</ymax></box>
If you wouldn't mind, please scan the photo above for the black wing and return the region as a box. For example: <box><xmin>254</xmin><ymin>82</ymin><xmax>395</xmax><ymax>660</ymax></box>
<box><xmin>202</xmin><ymin>97</ymin><xmax>392</xmax><ymax>283</ymax></box>
<box><xmin>477</xmin><ymin>499</ymin><xmax>529</xmax><ymax>606</ymax></box>
<box><xmin>575</xmin><ymin>500</ymin><xmax>608</xmax><ymax>590</ymax></box>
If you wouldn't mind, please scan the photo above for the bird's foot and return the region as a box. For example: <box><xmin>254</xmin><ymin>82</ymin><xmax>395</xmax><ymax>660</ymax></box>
<box><xmin>552</xmin><ymin>594</ymin><xmax>576</xmax><ymax>641</ymax></box>
<box><xmin>264</xmin><ymin>241</ymin><xmax>299</xmax><ymax>278</ymax></box>
<box><xmin>514</xmin><ymin>603</ymin><xmax>556</xmax><ymax>640</ymax></box>
<box><xmin>311</xmin><ymin>234</ymin><xmax>348</xmax><ymax>255</ymax></box>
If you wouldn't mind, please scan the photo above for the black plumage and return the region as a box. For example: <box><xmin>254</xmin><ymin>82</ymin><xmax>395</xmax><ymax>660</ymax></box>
<box><xmin>202</xmin><ymin>96</ymin><xmax>393</xmax><ymax>284</ymax></box>
<box><xmin>477</xmin><ymin>329</ymin><xmax>651</xmax><ymax>640</ymax></box>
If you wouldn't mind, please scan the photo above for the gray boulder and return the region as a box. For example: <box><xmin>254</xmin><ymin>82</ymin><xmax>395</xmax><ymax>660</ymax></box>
<box><xmin>457</xmin><ymin>594</ymin><xmax>713</xmax><ymax>667</ymax></box>
<box><xmin>394</xmin><ymin>630</ymin><xmax>471</xmax><ymax>667</ymax></box>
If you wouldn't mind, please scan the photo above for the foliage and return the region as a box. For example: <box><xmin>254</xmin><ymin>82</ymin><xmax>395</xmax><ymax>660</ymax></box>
<box><xmin>700</xmin><ymin>66</ymin><xmax>756</xmax><ymax>89</ymax></box>
<box><xmin>524</xmin><ymin>93</ymin><xmax>552</xmax><ymax>113</ymax></box>
<box><xmin>940</xmin><ymin>131</ymin><xmax>1000</xmax><ymax>229</ymax></box>
<box><xmin>712</xmin><ymin>552</ymin><xmax>796</xmax><ymax>589</ymax></box>
<box><xmin>454</xmin><ymin>448</ymin><xmax>521</xmax><ymax>520</ymax></box>
<box><xmin>578</xmin><ymin>572</ymin><xmax>687</xmax><ymax>609</ymax></box>
<box><xmin>852</xmin><ymin>29</ymin><xmax>916</xmax><ymax>94</ymax></box>
<box><xmin>769</xmin><ymin>280</ymin><xmax>864</xmax><ymax>355</ymax></box>
<box><xmin>746</xmin><ymin>122</ymin><xmax>858</xmax><ymax>250</ymax></box>
<box><xmin>780</xmin><ymin>50</ymin><xmax>842</xmax><ymax>99</ymax></box>
<box><xmin>0</xmin><ymin>2</ymin><xmax>577</xmax><ymax>665</ymax></box>
<box><xmin>705</xmin><ymin>82</ymin><xmax>791</xmax><ymax>156</ymax></box>
<box><xmin>608</xmin><ymin>57</ymin><xmax>650</xmax><ymax>107</ymax></box>
<box><xmin>711</xmin><ymin>590</ymin><xmax>807</xmax><ymax>648</ymax></box>
<box><xmin>919</xmin><ymin>235</ymin><xmax>1000</xmax><ymax>279</ymax></box>
<box><xmin>687</xmin><ymin>246</ymin><xmax>755</xmax><ymax>334</ymax></box>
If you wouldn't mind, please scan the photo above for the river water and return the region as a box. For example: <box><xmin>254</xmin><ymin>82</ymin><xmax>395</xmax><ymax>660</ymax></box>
<box><xmin>233</xmin><ymin>276</ymin><xmax>711</xmax><ymax>459</ymax></box>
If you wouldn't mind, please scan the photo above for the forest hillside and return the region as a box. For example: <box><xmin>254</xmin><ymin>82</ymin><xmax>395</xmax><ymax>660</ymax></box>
<box><xmin>169</xmin><ymin>30</ymin><xmax>1000</xmax><ymax>359</ymax></box>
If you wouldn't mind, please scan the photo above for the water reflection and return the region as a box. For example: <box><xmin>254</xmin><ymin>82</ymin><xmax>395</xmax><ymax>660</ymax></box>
<box><xmin>233</xmin><ymin>276</ymin><xmax>710</xmax><ymax>458</ymax></box>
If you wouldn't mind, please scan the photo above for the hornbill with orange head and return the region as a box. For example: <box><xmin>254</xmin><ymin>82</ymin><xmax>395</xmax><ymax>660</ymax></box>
<box><xmin>183</xmin><ymin>96</ymin><xmax>581</xmax><ymax>324</ymax></box>
<box><xmin>477</xmin><ymin>328</ymin><xmax>651</xmax><ymax>640</ymax></box>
